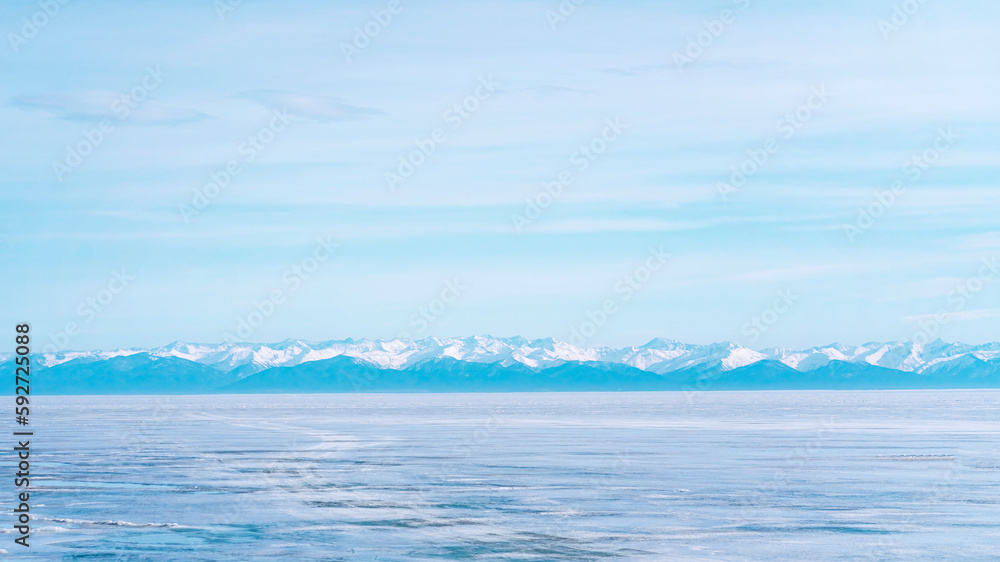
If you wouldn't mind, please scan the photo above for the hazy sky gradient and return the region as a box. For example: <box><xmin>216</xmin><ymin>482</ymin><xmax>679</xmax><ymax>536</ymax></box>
<box><xmin>2</xmin><ymin>0</ymin><xmax>999</xmax><ymax>351</ymax></box>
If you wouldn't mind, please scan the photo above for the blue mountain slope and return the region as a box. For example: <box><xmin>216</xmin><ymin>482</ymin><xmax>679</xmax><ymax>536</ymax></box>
<box><xmin>14</xmin><ymin>352</ymin><xmax>1000</xmax><ymax>395</ymax></box>
<box><xmin>225</xmin><ymin>357</ymin><xmax>674</xmax><ymax>393</ymax></box>
<box><xmin>392</xmin><ymin>357</ymin><xmax>538</xmax><ymax>392</ymax></box>
<box><xmin>534</xmin><ymin>361</ymin><xmax>673</xmax><ymax>391</ymax></box>
<box><xmin>688</xmin><ymin>360</ymin><xmax>803</xmax><ymax>390</ymax></box>
<box><xmin>798</xmin><ymin>360</ymin><xmax>926</xmax><ymax>389</ymax></box>
<box><xmin>33</xmin><ymin>354</ymin><xmax>238</xmax><ymax>395</ymax></box>
<box><xmin>904</xmin><ymin>355</ymin><xmax>1000</xmax><ymax>388</ymax></box>
<box><xmin>223</xmin><ymin>355</ymin><xmax>397</xmax><ymax>393</ymax></box>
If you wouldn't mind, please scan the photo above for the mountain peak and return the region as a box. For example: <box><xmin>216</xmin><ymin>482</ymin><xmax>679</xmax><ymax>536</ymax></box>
<box><xmin>15</xmin><ymin>337</ymin><xmax>998</xmax><ymax>376</ymax></box>
<box><xmin>641</xmin><ymin>337</ymin><xmax>685</xmax><ymax>349</ymax></box>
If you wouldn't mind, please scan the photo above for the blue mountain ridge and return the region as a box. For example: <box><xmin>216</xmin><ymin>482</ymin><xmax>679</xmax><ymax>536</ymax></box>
<box><xmin>9</xmin><ymin>352</ymin><xmax>1000</xmax><ymax>395</ymax></box>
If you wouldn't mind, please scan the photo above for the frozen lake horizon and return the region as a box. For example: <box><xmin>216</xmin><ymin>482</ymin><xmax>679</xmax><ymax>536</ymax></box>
<box><xmin>7</xmin><ymin>390</ymin><xmax>1000</xmax><ymax>560</ymax></box>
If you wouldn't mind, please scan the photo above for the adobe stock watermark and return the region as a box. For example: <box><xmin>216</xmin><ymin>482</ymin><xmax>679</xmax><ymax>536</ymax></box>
<box><xmin>575</xmin><ymin>449</ymin><xmax>635</xmax><ymax>501</ymax></box>
<box><xmin>396</xmin><ymin>278</ymin><xmax>467</xmax><ymax>338</ymax></box>
<box><xmin>740</xmin><ymin>288</ymin><xmax>798</xmax><ymax>343</ymax></box>
<box><xmin>568</xmin><ymin>246</ymin><xmax>670</xmax><ymax>346</ymax></box>
<box><xmin>842</xmin><ymin>127</ymin><xmax>957</xmax><ymax>243</ymax></box>
<box><xmin>52</xmin><ymin>65</ymin><xmax>167</xmax><ymax>182</ymax></box>
<box><xmin>511</xmin><ymin>117</ymin><xmax>626</xmax><ymax>232</ymax></box>
<box><xmin>180</xmin><ymin>108</ymin><xmax>295</xmax><ymax>222</ymax></box>
<box><xmin>672</xmin><ymin>0</ymin><xmax>750</xmax><ymax>71</ymax></box>
<box><xmin>545</xmin><ymin>0</ymin><xmax>585</xmax><ymax>30</ymax></box>
<box><xmin>7</xmin><ymin>0</ymin><xmax>70</xmax><ymax>53</ymax></box>
<box><xmin>341</xmin><ymin>0</ymin><xmax>403</xmax><ymax>62</ymax></box>
<box><xmin>337</xmin><ymin>278</ymin><xmax>468</xmax><ymax>391</ymax></box>
<box><xmin>213</xmin><ymin>0</ymin><xmax>243</xmax><ymax>20</ymax></box>
<box><xmin>737</xmin><ymin>418</ymin><xmax>838</xmax><ymax>524</ymax></box>
<box><xmin>385</xmin><ymin>75</ymin><xmax>499</xmax><ymax>192</ymax></box>
<box><xmin>718</xmin><ymin>85</ymin><xmax>832</xmax><ymax>201</ymax></box>
<box><xmin>439</xmin><ymin>413</ymin><xmax>507</xmax><ymax>474</ymax></box>
<box><xmin>878</xmin><ymin>0</ymin><xmax>931</xmax><ymax>41</ymax></box>
<box><xmin>907</xmin><ymin>255</ymin><xmax>998</xmax><ymax>346</ymax></box>
<box><xmin>222</xmin><ymin>236</ymin><xmax>339</xmax><ymax>342</ymax></box>
<box><xmin>866</xmin><ymin>456</ymin><xmax>964</xmax><ymax>558</ymax></box>
<box><xmin>410</xmin><ymin>412</ymin><xmax>513</xmax><ymax>537</ymax></box>
<box><xmin>42</xmin><ymin>269</ymin><xmax>136</xmax><ymax>353</ymax></box>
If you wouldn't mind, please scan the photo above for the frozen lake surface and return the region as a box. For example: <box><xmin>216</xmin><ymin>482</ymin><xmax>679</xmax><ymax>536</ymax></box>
<box><xmin>6</xmin><ymin>391</ymin><xmax>1000</xmax><ymax>560</ymax></box>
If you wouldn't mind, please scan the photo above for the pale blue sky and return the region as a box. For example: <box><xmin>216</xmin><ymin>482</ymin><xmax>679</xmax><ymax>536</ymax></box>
<box><xmin>2</xmin><ymin>0</ymin><xmax>999</xmax><ymax>351</ymax></box>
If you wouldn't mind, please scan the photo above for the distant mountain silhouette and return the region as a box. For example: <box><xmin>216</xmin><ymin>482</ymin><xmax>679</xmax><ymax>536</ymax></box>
<box><xmin>10</xmin><ymin>343</ymin><xmax>1000</xmax><ymax>394</ymax></box>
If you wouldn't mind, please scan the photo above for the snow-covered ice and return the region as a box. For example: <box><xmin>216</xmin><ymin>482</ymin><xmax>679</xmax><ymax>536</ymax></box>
<box><xmin>11</xmin><ymin>390</ymin><xmax>1000</xmax><ymax>559</ymax></box>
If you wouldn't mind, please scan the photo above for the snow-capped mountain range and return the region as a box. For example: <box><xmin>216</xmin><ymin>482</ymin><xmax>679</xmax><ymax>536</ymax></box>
<box><xmin>16</xmin><ymin>336</ymin><xmax>1000</xmax><ymax>377</ymax></box>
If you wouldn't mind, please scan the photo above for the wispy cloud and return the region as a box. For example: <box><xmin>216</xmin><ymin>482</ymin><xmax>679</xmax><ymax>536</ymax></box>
<box><xmin>235</xmin><ymin>90</ymin><xmax>382</xmax><ymax>122</ymax></box>
<box><xmin>735</xmin><ymin>264</ymin><xmax>846</xmax><ymax>283</ymax></box>
<box><xmin>599</xmin><ymin>58</ymin><xmax>792</xmax><ymax>76</ymax></box>
<box><xmin>525</xmin><ymin>85</ymin><xmax>596</xmax><ymax>97</ymax></box>
<box><xmin>874</xmin><ymin>277</ymin><xmax>965</xmax><ymax>303</ymax></box>
<box><xmin>905</xmin><ymin>308</ymin><xmax>1000</xmax><ymax>323</ymax></box>
<box><xmin>597</xmin><ymin>63</ymin><xmax>671</xmax><ymax>77</ymax></box>
<box><xmin>10</xmin><ymin>92</ymin><xmax>206</xmax><ymax>125</ymax></box>
<box><xmin>960</xmin><ymin>231</ymin><xmax>1000</xmax><ymax>249</ymax></box>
